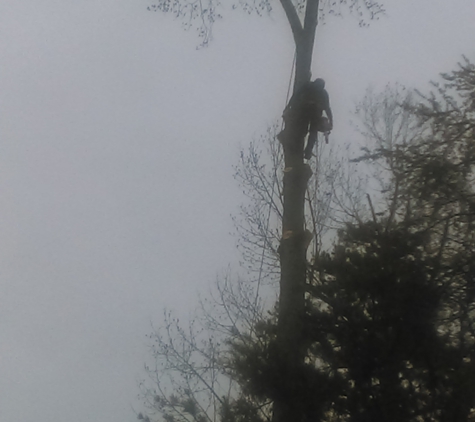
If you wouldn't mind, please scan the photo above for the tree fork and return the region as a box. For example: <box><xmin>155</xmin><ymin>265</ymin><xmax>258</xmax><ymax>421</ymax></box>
<box><xmin>275</xmin><ymin>1</ymin><xmax>320</xmax><ymax>421</ymax></box>
<box><xmin>274</xmin><ymin>0</ymin><xmax>317</xmax><ymax>404</ymax></box>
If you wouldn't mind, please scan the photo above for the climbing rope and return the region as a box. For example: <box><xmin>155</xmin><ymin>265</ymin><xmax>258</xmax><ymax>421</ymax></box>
<box><xmin>281</xmin><ymin>50</ymin><xmax>297</xmax><ymax>130</ymax></box>
<box><xmin>254</xmin><ymin>50</ymin><xmax>297</xmax><ymax>305</ymax></box>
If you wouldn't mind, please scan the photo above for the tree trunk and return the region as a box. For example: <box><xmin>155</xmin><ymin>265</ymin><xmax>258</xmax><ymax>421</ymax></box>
<box><xmin>273</xmin><ymin>1</ymin><xmax>319</xmax><ymax>419</ymax></box>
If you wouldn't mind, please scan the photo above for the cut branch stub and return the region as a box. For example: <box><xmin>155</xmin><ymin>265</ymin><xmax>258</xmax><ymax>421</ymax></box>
<box><xmin>282</xmin><ymin>163</ymin><xmax>312</xmax><ymax>233</ymax></box>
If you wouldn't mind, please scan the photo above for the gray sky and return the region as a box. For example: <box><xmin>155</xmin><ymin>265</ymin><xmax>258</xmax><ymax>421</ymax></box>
<box><xmin>0</xmin><ymin>0</ymin><xmax>474</xmax><ymax>421</ymax></box>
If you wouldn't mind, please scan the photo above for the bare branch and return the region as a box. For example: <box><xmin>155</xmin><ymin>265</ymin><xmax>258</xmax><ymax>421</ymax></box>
<box><xmin>279</xmin><ymin>0</ymin><xmax>304</xmax><ymax>42</ymax></box>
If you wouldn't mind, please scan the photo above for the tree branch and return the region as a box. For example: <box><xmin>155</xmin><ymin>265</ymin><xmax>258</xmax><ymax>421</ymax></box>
<box><xmin>303</xmin><ymin>0</ymin><xmax>319</xmax><ymax>33</ymax></box>
<box><xmin>278</xmin><ymin>0</ymin><xmax>303</xmax><ymax>43</ymax></box>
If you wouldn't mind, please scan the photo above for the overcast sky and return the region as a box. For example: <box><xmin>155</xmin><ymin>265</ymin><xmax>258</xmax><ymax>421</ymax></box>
<box><xmin>0</xmin><ymin>0</ymin><xmax>474</xmax><ymax>421</ymax></box>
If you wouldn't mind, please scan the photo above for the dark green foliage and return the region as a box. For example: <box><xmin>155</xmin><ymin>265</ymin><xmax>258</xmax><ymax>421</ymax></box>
<box><xmin>308</xmin><ymin>224</ymin><xmax>443</xmax><ymax>421</ymax></box>
<box><xmin>232</xmin><ymin>223</ymin><xmax>447</xmax><ymax>421</ymax></box>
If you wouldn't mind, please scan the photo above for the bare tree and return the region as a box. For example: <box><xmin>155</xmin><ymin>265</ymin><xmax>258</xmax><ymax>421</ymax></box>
<box><xmin>138</xmin><ymin>122</ymin><xmax>359</xmax><ymax>422</ymax></box>
<box><xmin>139</xmin><ymin>272</ymin><xmax>269</xmax><ymax>422</ymax></box>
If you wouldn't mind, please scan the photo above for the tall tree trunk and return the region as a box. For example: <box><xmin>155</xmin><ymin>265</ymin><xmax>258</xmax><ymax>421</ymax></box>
<box><xmin>274</xmin><ymin>1</ymin><xmax>319</xmax><ymax>421</ymax></box>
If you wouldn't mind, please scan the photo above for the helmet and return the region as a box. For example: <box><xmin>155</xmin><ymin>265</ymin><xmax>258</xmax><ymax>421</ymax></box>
<box><xmin>313</xmin><ymin>78</ymin><xmax>325</xmax><ymax>90</ymax></box>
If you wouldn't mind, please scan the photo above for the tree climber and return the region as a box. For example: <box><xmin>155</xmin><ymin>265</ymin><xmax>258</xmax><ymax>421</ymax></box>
<box><xmin>277</xmin><ymin>78</ymin><xmax>333</xmax><ymax>159</ymax></box>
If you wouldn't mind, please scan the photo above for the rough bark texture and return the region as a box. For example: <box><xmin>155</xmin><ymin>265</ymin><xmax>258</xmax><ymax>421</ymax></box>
<box><xmin>273</xmin><ymin>2</ymin><xmax>319</xmax><ymax>421</ymax></box>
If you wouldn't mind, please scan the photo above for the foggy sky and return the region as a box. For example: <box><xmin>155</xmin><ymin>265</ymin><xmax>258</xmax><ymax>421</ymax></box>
<box><xmin>0</xmin><ymin>0</ymin><xmax>474</xmax><ymax>421</ymax></box>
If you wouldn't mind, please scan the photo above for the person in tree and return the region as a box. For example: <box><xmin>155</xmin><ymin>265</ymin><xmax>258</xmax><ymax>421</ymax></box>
<box><xmin>278</xmin><ymin>78</ymin><xmax>333</xmax><ymax>159</ymax></box>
